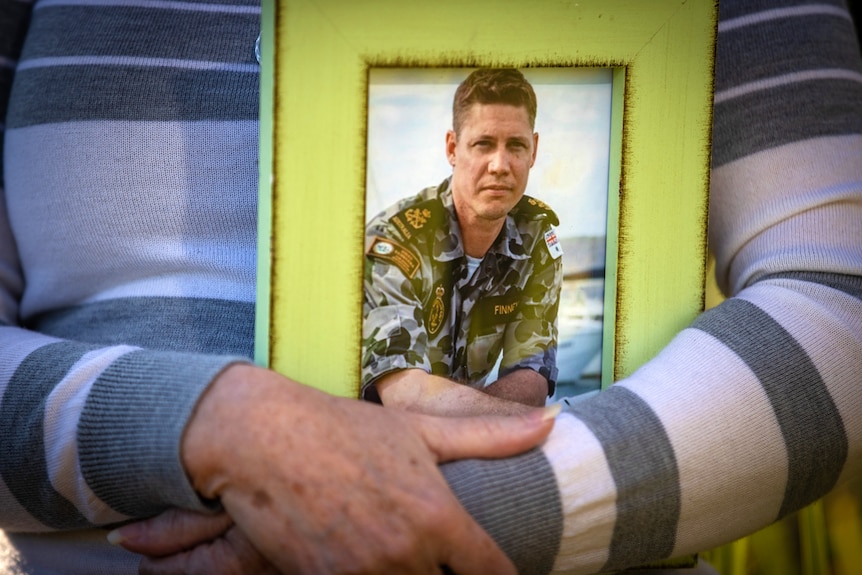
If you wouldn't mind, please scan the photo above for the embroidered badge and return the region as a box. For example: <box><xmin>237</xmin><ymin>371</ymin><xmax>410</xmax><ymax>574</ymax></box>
<box><xmin>426</xmin><ymin>283</ymin><xmax>447</xmax><ymax>337</ymax></box>
<box><xmin>389</xmin><ymin>199</ymin><xmax>443</xmax><ymax>243</ymax></box>
<box><xmin>492</xmin><ymin>300</ymin><xmax>519</xmax><ymax>317</ymax></box>
<box><xmin>518</xmin><ymin>195</ymin><xmax>559</xmax><ymax>226</ymax></box>
<box><xmin>390</xmin><ymin>214</ymin><xmax>413</xmax><ymax>240</ymax></box>
<box><xmin>544</xmin><ymin>227</ymin><xmax>564</xmax><ymax>260</ymax></box>
<box><xmin>405</xmin><ymin>208</ymin><xmax>432</xmax><ymax>229</ymax></box>
<box><xmin>528</xmin><ymin>198</ymin><xmax>550</xmax><ymax>210</ymax></box>
<box><xmin>373</xmin><ymin>241</ymin><xmax>394</xmax><ymax>255</ymax></box>
<box><xmin>367</xmin><ymin>237</ymin><xmax>421</xmax><ymax>278</ymax></box>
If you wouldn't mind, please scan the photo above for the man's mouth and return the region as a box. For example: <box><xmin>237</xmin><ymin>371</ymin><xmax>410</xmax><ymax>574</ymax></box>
<box><xmin>482</xmin><ymin>184</ymin><xmax>512</xmax><ymax>192</ymax></box>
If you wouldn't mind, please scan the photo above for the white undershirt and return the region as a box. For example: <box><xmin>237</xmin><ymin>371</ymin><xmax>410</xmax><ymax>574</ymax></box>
<box><xmin>466</xmin><ymin>255</ymin><xmax>482</xmax><ymax>279</ymax></box>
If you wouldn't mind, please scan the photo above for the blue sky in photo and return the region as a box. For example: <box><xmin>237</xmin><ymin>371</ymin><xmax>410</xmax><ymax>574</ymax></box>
<box><xmin>365</xmin><ymin>67</ymin><xmax>614</xmax><ymax>240</ymax></box>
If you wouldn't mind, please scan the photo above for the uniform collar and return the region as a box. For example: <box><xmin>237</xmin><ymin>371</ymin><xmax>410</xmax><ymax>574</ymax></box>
<box><xmin>434</xmin><ymin>178</ymin><xmax>531</xmax><ymax>263</ymax></box>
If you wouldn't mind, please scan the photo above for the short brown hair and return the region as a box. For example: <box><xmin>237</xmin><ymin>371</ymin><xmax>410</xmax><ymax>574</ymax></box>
<box><xmin>452</xmin><ymin>68</ymin><xmax>537</xmax><ymax>134</ymax></box>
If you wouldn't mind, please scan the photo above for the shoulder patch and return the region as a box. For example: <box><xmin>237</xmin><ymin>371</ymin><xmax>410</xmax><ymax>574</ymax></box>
<box><xmin>367</xmin><ymin>236</ymin><xmax>421</xmax><ymax>278</ymax></box>
<box><xmin>544</xmin><ymin>226</ymin><xmax>564</xmax><ymax>259</ymax></box>
<box><xmin>514</xmin><ymin>195</ymin><xmax>560</xmax><ymax>226</ymax></box>
<box><xmin>388</xmin><ymin>198</ymin><xmax>445</xmax><ymax>243</ymax></box>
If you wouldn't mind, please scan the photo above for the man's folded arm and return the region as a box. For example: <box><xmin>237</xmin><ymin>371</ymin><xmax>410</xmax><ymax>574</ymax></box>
<box><xmin>375</xmin><ymin>368</ymin><xmax>540</xmax><ymax>416</ymax></box>
<box><xmin>483</xmin><ymin>368</ymin><xmax>548</xmax><ymax>407</ymax></box>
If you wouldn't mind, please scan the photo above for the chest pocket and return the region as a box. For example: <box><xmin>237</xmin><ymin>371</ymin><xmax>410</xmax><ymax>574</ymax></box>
<box><xmin>464</xmin><ymin>287</ymin><xmax>521</xmax><ymax>380</ymax></box>
<box><xmin>469</xmin><ymin>287</ymin><xmax>522</xmax><ymax>338</ymax></box>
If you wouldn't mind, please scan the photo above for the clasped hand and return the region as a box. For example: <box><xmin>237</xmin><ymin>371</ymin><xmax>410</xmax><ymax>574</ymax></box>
<box><xmin>109</xmin><ymin>364</ymin><xmax>556</xmax><ymax>574</ymax></box>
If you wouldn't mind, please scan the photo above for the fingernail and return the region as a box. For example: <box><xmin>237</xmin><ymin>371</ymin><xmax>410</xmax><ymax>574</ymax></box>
<box><xmin>106</xmin><ymin>529</ymin><xmax>124</xmax><ymax>545</ymax></box>
<box><xmin>541</xmin><ymin>403</ymin><xmax>561</xmax><ymax>422</ymax></box>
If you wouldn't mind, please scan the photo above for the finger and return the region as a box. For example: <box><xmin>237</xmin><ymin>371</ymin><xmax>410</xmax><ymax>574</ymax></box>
<box><xmin>109</xmin><ymin>509</ymin><xmax>232</xmax><ymax>556</ymax></box>
<box><xmin>139</xmin><ymin>547</ymin><xmax>279</xmax><ymax>575</ymax></box>
<box><xmin>418</xmin><ymin>403</ymin><xmax>559</xmax><ymax>463</ymax></box>
<box><xmin>138</xmin><ymin>526</ymin><xmax>278</xmax><ymax>575</ymax></box>
<box><xmin>436</xmin><ymin>508</ymin><xmax>517</xmax><ymax>575</ymax></box>
<box><xmin>139</xmin><ymin>549</ymin><xmax>198</xmax><ymax>575</ymax></box>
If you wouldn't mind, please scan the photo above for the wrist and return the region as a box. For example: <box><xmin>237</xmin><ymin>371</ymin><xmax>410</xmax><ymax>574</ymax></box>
<box><xmin>181</xmin><ymin>363</ymin><xmax>261</xmax><ymax>498</ymax></box>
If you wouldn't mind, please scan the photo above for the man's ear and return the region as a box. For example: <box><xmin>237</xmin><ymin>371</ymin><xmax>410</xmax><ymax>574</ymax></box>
<box><xmin>530</xmin><ymin>132</ymin><xmax>539</xmax><ymax>168</ymax></box>
<box><xmin>445</xmin><ymin>130</ymin><xmax>457</xmax><ymax>167</ymax></box>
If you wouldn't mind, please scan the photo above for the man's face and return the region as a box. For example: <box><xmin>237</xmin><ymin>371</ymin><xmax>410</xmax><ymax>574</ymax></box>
<box><xmin>446</xmin><ymin>103</ymin><xmax>538</xmax><ymax>225</ymax></box>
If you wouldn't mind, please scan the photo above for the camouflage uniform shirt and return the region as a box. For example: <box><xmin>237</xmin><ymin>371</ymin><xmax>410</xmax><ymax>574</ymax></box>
<box><xmin>361</xmin><ymin>178</ymin><xmax>563</xmax><ymax>400</ymax></box>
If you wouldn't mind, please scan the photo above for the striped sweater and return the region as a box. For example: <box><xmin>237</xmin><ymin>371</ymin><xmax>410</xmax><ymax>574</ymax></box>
<box><xmin>1</xmin><ymin>0</ymin><xmax>259</xmax><ymax>572</ymax></box>
<box><xmin>1</xmin><ymin>1</ymin><xmax>861</xmax><ymax>575</ymax></box>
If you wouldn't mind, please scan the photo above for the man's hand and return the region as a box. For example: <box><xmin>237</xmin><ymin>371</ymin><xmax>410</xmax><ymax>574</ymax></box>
<box><xmin>178</xmin><ymin>364</ymin><xmax>556</xmax><ymax>575</ymax></box>
<box><xmin>375</xmin><ymin>368</ymin><xmax>545</xmax><ymax>416</ymax></box>
<box><xmin>483</xmin><ymin>368</ymin><xmax>549</xmax><ymax>407</ymax></box>
<box><xmin>108</xmin><ymin>508</ymin><xmax>277</xmax><ymax>575</ymax></box>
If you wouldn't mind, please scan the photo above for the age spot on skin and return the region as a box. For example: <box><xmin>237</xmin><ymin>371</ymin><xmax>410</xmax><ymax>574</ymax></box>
<box><xmin>252</xmin><ymin>489</ymin><xmax>272</xmax><ymax>509</ymax></box>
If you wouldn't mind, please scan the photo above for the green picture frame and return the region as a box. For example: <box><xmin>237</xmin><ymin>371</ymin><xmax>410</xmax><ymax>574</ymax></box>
<box><xmin>256</xmin><ymin>0</ymin><xmax>717</xmax><ymax>401</ymax></box>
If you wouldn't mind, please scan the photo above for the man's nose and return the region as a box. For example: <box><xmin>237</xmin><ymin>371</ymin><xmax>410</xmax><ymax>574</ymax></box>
<box><xmin>488</xmin><ymin>149</ymin><xmax>511</xmax><ymax>174</ymax></box>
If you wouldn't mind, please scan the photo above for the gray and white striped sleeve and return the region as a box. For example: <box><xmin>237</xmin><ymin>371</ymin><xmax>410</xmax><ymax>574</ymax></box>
<box><xmin>0</xmin><ymin>0</ymin><xmax>259</xmax><ymax>538</ymax></box>
<box><xmin>443</xmin><ymin>1</ymin><xmax>862</xmax><ymax>573</ymax></box>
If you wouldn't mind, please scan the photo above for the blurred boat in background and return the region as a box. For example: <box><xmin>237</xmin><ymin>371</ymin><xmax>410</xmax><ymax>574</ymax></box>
<box><xmin>552</xmin><ymin>276</ymin><xmax>604</xmax><ymax>401</ymax></box>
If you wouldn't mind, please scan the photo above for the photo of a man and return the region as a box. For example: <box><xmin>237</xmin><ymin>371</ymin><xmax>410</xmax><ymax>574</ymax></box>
<box><xmin>361</xmin><ymin>69</ymin><xmax>563</xmax><ymax>416</ymax></box>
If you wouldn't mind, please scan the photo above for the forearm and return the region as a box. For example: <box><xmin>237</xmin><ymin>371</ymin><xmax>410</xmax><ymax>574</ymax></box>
<box><xmin>442</xmin><ymin>2</ymin><xmax>862</xmax><ymax>573</ymax></box>
<box><xmin>483</xmin><ymin>368</ymin><xmax>548</xmax><ymax>407</ymax></box>
<box><xmin>564</xmin><ymin>277</ymin><xmax>860</xmax><ymax>568</ymax></box>
<box><xmin>444</xmin><ymin>275</ymin><xmax>862</xmax><ymax>574</ymax></box>
<box><xmin>0</xmin><ymin>323</ymin><xmax>242</xmax><ymax>532</ymax></box>
<box><xmin>375</xmin><ymin>368</ymin><xmax>539</xmax><ymax>416</ymax></box>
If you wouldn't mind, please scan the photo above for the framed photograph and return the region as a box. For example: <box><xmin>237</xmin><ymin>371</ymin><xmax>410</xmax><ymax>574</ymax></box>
<box><xmin>256</xmin><ymin>0</ymin><xmax>717</xmax><ymax>403</ymax></box>
<box><xmin>364</xmin><ymin>67</ymin><xmax>615</xmax><ymax>400</ymax></box>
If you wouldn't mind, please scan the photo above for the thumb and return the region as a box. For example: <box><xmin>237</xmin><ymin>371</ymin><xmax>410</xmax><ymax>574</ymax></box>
<box><xmin>417</xmin><ymin>403</ymin><xmax>559</xmax><ymax>463</ymax></box>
